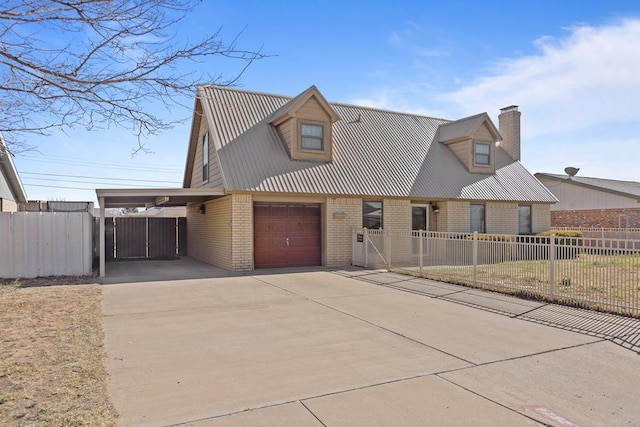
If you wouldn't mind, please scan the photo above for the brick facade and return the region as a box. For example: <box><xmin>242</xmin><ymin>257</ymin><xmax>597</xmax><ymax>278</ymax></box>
<box><xmin>444</xmin><ymin>201</ymin><xmax>470</xmax><ymax>232</ymax></box>
<box><xmin>325</xmin><ymin>197</ymin><xmax>362</xmax><ymax>267</ymax></box>
<box><xmin>383</xmin><ymin>199</ymin><xmax>411</xmax><ymax>230</ymax></box>
<box><xmin>190</xmin><ymin>194</ymin><xmax>553</xmax><ymax>271</ymax></box>
<box><xmin>551</xmin><ymin>208</ymin><xmax>640</xmax><ymax>228</ymax></box>
<box><xmin>486</xmin><ymin>202</ymin><xmax>518</xmax><ymax>234</ymax></box>
<box><xmin>0</xmin><ymin>198</ymin><xmax>17</xmax><ymax>212</ymax></box>
<box><xmin>532</xmin><ymin>203</ymin><xmax>551</xmax><ymax>233</ymax></box>
<box><xmin>231</xmin><ymin>194</ymin><xmax>253</xmax><ymax>271</ymax></box>
<box><xmin>186</xmin><ymin>196</ymin><xmax>233</xmax><ymax>270</ymax></box>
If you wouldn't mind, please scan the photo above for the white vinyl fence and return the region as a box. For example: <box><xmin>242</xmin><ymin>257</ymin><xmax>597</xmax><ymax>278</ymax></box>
<box><xmin>0</xmin><ymin>212</ymin><xmax>94</xmax><ymax>278</ymax></box>
<box><xmin>353</xmin><ymin>229</ymin><xmax>640</xmax><ymax>317</ymax></box>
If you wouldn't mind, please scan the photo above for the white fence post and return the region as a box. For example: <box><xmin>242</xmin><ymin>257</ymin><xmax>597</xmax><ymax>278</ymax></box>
<box><xmin>385</xmin><ymin>229</ymin><xmax>391</xmax><ymax>270</ymax></box>
<box><xmin>364</xmin><ymin>228</ymin><xmax>369</xmax><ymax>267</ymax></box>
<box><xmin>549</xmin><ymin>234</ymin><xmax>556</xmax><ymax>299</ymax></box>
<box><xmin>419</xmin><ymin>229</ymin><xmax>423</xmax><ymax>275</ymax></box>
<box><xmin>472</xmin><ymin>231</ymin><xmax>478</xmax><ymax>286</ymax></box>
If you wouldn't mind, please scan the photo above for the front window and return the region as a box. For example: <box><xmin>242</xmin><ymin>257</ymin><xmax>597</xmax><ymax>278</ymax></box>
<box><xmin>363</xmin><ymin>201</ymin><xmax>382</xmax><ymax>229</ymax></box>
<box><xmin>300</xmin><ymin>123</ymin><xmax>324</xmax><ymax>151</ymax></box>
<box><xmin>202</xmin><ymin>131</ymin><xmax>209</xmax><ymax>182</ymax></box>
<box><xmin>470</xmin><ymin>204</ymin><xmax>485</xmax><ymax>233</ymax></box>
<box><xmin>474</xmin><ymin>142</ymin><xmax>490</xmax><ymax>166</ymax></box>
<box><xmin>519</xmin><ymin>205</ymin><xmax>532</xmax><ymax>234</ymax></box>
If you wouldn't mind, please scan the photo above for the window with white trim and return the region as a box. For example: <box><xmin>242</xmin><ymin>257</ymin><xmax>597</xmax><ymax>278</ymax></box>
<box><xmin>202</xmin><ymin>131</ymin><xmax>209</xmax><ymax>182</ymax></box>
<box><xmin>300</xmin><ymin>123</ymin><xmax>324</xmax><ymax>151</ymax></box>
<box><xmin>474</xmin><ymin>141</ymin><xmax>491</xmax><ymax>166</ymax></box>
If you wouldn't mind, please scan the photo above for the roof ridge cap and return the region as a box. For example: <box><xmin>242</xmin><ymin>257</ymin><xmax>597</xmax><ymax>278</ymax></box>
<box><xmin>198</xmin><ymin>85</ymin><xmax>450</xmax><ymax>121</ymax></box>
<box><xmin>198</xmin><ymin>85</ymin><xmax>293</xmax><ymax>100</ymax></box>
<box><xmin>440</xmin><ymin>112</ymin><xmax>489</xmax><ymax>127</ymax></box>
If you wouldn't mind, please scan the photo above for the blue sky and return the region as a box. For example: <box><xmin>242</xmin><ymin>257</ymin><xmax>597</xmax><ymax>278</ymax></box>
<box><xmin>12</xmin><ymin>0</ymin><xmax>640</xmax><ymax>206</ymax></box>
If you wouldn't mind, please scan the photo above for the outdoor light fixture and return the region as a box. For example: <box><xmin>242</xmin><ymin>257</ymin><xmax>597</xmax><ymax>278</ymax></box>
<box><xmin>431</xmin><ymin>203</ymin><xmax>440</xmax><ymax>214</ymax></box>
<box><xmin>198</xmin><ymin>204</ymin><xmax>206</xmax><ymax>214</ymax></box>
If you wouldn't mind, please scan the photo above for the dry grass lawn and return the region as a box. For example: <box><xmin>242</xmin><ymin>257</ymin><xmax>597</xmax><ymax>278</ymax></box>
<box><xmin>396</xmin><ymin>253</ymin><xmax>640</xmax><ymax>317</ymax></box>
<box><xmin>0</xmin><ymin>279</ymin><xmax>117</xmax><ymax>426</ymax></box>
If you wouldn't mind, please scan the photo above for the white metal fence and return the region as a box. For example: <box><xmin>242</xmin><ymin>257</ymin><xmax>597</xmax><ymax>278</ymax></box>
<box><xmin>0</xmin><ymin>212</ymin><xmax>94</xmax><ymax>278</ymax></box>
<box><xmin>353</xmin><ymin>229</ymin><xmax>640</xmax><ymax>317</ymax></box>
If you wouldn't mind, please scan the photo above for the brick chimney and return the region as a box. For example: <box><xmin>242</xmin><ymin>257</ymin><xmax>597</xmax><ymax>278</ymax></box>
<box><xmin>498</xmin><ymin>105</ymin><xmax>521</xmax><ymax>161</ymax></box>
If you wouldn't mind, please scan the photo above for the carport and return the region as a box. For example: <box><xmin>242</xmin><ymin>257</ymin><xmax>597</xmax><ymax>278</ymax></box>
<box><xmin>95</xmin><ymin>188</ymin><xmax>224</xmax><ymax>277</ymax></box>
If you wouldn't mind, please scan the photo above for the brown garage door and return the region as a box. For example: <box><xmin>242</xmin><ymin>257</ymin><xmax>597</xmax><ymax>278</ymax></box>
<box><xmin>254</xmin><ymin>203</ymin><xmax>321</xmax><ymax>268</ymax></box>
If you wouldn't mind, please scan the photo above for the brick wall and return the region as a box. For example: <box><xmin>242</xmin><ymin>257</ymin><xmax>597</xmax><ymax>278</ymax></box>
<box><xmin>486</xmin><ymin>202</ymin><xmax>518</xmax><ymax>234</ymax></box>
<box><xmin>383</xmin><ymin>199</ymin><xmax>412</xmax><ymax>264</ymax></box>
<box><xmin>231</xmin><ymin>194</ymin><xmax>253</xmax><ymax>271</ymax></box>
<box><xmin>186</xmin><ymin>197</ymin><xmax>233</xmax><ymax>269</ymax></box>
<box><xmin>551</xmin><ymin>208</ymin><xmax>640</xmax><ymax>228</ymax></box>
<box><xmin>445</xmin><ymin>201</ymin><xmax>470</xmax><ymax>232</ymax></box>
<box><xmin>532</xmin><ymin>203</ymin><xmax>551</xmax><ymax>233</ymax></box>
<box><xmin>325</xmin><ymin>197</ymin><xmax>362</xmax><ymax>267</ymax></box>
<box><xmin>383</xmin><ymin>199</ymin><xmax>411</xmax><ymax>231</ymax></box>
<box><xmin>433</xmin><ymin>201</ymin><xmax>551</xmax><ymax>235</ymax></box>
<box><xmin>0</xmin><ymin>198</ymin><xmax>17</xmax><ymax>212</ymax></box>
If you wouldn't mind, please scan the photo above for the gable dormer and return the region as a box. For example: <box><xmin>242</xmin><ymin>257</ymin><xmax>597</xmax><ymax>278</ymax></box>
<box><xmin>269</xmin><ymin>86</ymin><xmax>340</xmax><ymax>162</ymax></box>
<box><xmin>438</xmin><ymin>113</ymin><xmax>501</xmax><ymax>174</ymax></box>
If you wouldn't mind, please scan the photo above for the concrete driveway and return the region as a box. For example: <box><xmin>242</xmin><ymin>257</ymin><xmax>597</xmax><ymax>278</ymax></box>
<box><xmin>102</xmin><ymin>268</ymin><xmax>640</xmax><ymax>426</ymax></box>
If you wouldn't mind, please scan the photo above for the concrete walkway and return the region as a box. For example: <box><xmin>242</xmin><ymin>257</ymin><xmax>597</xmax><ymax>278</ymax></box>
<box><xmin>341</xmin><ymin>269</ymin><xmax>640</xmax><ymax>354</ymax></box>
<box><xmin>102</xmin><ymin>267</ymin><xmax>640</xmax><ymax>426</ymax></box>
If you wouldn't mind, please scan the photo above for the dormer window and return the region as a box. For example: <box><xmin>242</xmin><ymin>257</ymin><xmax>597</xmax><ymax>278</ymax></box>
<box><xmin>300</xmin><ymin>123</ymin><xmax>324</xmax><ymax>151</ymax></box>
<box><xmin>474</xmin><ymin>141</ymin><xmax>491</xmax><ymax>166</ymax></box>
<box><xmin>269</xmin><ymin>86</ymin><xmax>339</xmax><ymax>162</ymax></box>
<box><xmin>438</xmin><ymin>113</ymin><xmax>499</xmax><ymax>174</ymax></box>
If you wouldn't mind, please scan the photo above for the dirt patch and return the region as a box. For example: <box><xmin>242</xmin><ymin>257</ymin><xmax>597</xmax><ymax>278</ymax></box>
<box><xmin>0</xmin><ymin>283</ymin><xmax>117</xmax><ymax>426</ymax></box>
<box><xmin>0</xmin><ymin>275</ymin><xmax>98</xmax><ymax>288</ymax></box>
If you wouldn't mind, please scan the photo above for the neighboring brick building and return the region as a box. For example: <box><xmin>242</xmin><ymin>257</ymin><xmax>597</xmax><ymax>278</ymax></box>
<box><xmin>535</xmin><ymin>173</ymin><xmax>640</xmax><ymax>228</ymax></box>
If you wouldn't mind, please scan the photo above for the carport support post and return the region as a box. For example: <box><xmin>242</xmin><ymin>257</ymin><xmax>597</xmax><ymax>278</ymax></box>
<box><xmin>99</xmin><ymin>197</ymin><xmax>105</xmax><ymax>278</ymax></box>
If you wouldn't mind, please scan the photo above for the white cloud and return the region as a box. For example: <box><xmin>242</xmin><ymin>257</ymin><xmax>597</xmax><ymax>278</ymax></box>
<box><xmin>442</xmin><ymin>18</ymin><xmax>640</xmax><ymax>137</ymax></box>
<box><xmin>355</xmin><ymin>18</ymin><xmax>640</xmax><ymax>180</ymax></box>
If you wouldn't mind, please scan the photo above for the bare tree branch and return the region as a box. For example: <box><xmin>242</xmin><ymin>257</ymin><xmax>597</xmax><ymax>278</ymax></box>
<box><xmin>0</xmin><ymin>0</ymin><xmax>267</xmax><ymax>152</ymax></box>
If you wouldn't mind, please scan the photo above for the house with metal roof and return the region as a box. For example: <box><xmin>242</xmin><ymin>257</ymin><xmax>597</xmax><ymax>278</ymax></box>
<box><xmin>0</xmin><ymin>134</ymin><xmax>27</xmax><ymax>212</ymax></box>
<box><xmin>535</xmin><ymin>172</ymin><xmax>640</xmax><ymax>228</ymax></box>
<box><xmin>176</xmin><ymin>85</ymin><xmax>556</xmax><ymax>270</ymax></box>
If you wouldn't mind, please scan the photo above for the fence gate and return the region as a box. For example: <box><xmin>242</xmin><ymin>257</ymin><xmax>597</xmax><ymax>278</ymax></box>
<box><xmin>105</xmin><ymin>217</ymin><xmax>186</xmax><ymax>260</ymax></box>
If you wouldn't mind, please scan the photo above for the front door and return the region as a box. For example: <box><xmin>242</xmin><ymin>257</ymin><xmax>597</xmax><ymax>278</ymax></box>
<box><xmin>411</xmin><ymin>205</ymin><xmax>428</xmax><ymax>255</ymax></box>
<box><xmin>412</xmin><ymin>206</ymin><xmax>428</xmax><ymax>232</ymax></box>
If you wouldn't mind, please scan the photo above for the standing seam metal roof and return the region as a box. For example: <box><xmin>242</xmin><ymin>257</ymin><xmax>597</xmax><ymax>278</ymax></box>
<box><xmin>197</xmin><ymin>85</ymin><xmax>557</xmax><ymax>202</ymax></box>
